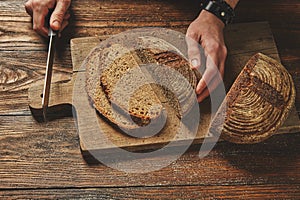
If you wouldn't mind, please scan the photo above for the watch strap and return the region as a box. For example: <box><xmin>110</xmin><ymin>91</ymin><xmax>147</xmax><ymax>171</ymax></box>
<box><xmin>204</xmin><ymin>0</ymin><xmax>235</xmax><ymax>25</ymax></box>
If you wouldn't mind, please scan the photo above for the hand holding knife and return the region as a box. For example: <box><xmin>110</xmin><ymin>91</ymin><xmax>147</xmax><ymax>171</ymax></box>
<box><xmin>25</xmin><ymin>0</ymin><xmax>71</xmax><ymax>121</ymax></box>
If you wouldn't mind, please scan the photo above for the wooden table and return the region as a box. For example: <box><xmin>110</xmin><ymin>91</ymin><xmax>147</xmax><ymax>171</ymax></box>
<box><xmin>0</xmin><ymin>0</ymin><xmax>299</xmax><ymax>199</ymax></box>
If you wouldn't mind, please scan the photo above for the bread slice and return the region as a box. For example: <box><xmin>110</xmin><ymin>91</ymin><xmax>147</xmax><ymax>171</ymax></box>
<box><xmin>100</xmin><ymin>46</ymin><xmax>164</xmax><ymax>126</ymax></box>
<box><xmin>85</xmin><ymin>45</ymin><xmax>140</xmax><ymax>130</ymax></box>
<box><xmin>210</xmin><ymin>53</ymin><xmax>296</xmax><ymax>143</ymax></box>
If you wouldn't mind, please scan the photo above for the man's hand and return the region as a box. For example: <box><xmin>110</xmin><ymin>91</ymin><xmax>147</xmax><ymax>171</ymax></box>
<box><xmin>25</xmin><ymin>0</ymin><xmax>71</xmax><ymax>37</ymax></box>
<box><xmin>186</xmin><ymin>10</ymin><xmax>227</xmax><ymax>102</ymax></box>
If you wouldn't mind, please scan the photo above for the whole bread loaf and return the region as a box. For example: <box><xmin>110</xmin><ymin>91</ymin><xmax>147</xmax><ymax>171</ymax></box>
<box><xmin>210</xmin><ymin>53</ymin><xmax>295</xmax><ymax>143</ymax></box>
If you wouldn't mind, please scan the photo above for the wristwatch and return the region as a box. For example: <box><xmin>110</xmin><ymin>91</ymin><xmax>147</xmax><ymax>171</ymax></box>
<box><xmin>203</xmin><ymin>0</ymin><xmax>235</xmax><ymax>25</ymax></box>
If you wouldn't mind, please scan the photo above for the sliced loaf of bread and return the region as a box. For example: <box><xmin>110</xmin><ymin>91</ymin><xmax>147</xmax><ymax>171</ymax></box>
<box><xmin>210</xmin><ymin>53</ymin><xmax>295</xmax><ymax>143</ymax></box>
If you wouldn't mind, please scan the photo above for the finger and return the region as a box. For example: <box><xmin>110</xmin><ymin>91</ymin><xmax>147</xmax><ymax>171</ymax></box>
<box><xmin>50</xmin><ymin>0</ymin><xmax>71</xmax><ymax>31</ymax></box>
<box><xmin>197</xmin><ymin>73</ymin><xmax>223</xmax><ymax>102</ymax></box>
<box><xmin>24</xmin><ymin>0</ymin><xmax>33</xmax><ymax>16</ymax></box>
<box><xmin>196</xmin><ymin>55</ymin><xmax>218</xmax><ymax>94</ymax></box>
<box><xmin>32</xmin><ymin>6</ymin><xmax>49</xmax><ymax>37</ymax></box>
<box><xmin>186</xmin><ymin>35</ymin><xmax>202</xmax><ymax>70</ymax></box>
<box><xmin>56</xmin><ymin>13</ymin><xmax>70</xmax><ymax>36</ymax></box>
<box><xmin>197</xmin><ymin>88</ymin><xmax>210</xmax><ymax>103</ymax></box>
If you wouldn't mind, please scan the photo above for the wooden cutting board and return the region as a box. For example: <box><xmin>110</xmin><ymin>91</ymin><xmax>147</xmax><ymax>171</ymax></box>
<box><xmin>28</xmin><ymin>22</ymin><xmax>300</xmax><ymax>163</ymax></box>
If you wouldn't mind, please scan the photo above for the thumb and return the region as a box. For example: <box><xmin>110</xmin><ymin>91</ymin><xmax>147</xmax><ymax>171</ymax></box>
<box><xmin>50</xmin><ymin>0</ymin><xmax>71</xmax><ymax>31</ymax></box>
<box><xmin>186</xmin><ymin>34</ymin><xmax>202</xmax><ymax>70</ymax></box>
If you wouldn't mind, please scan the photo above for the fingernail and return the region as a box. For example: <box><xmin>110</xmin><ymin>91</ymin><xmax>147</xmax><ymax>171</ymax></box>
<box><xmin>191</xmin><ymin>59</ymin><xmax>199</xmax><ymax>68</ymax></box>
<box><xmin>198</xmin><ymin>96</ymin><xmax>204</xmax><ymax>103</ymax></box>
<box><xmin>196</xmin><ymin>81</ymin><xmax>203</xmax><ymax>94</ymax></box>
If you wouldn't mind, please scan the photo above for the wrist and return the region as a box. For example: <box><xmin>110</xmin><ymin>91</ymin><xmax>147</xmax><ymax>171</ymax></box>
<box><xmin>203</xmin><ymin>0</ymin><xmax>235</xmax><ymax>26</ymax></box>
<box><xmin>199</xmin><ymin>9</ymin><xmax>225</xmax><ymax>29</ymax></box>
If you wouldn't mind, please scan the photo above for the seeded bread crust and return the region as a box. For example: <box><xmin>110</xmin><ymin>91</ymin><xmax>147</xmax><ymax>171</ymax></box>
<box><xmin>210</xmin><ymin>53</ymin><xmax>296</xmax><ymax>144</ymax></box>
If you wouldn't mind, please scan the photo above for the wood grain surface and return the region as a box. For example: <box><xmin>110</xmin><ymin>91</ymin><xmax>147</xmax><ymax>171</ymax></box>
<box><xmin>0</xmin><ymin>0</ymin><xmax>300</xmax><ymax>199</ymax></box>
<box><xmin>1</xmin><ymin>185</ymin><xmax>299</xmax><ymax>199</ymax></box>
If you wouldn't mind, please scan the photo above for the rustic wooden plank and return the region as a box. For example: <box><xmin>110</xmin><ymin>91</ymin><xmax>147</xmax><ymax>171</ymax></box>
<box><xmin>0</xmin><ymin>60</ymin><xmax>71</xmax><ymax>115</ymax></box>
<box><xmin>0</xmin><ymin>0</ymin><xmax>300</xmax><ymax>196</ymax></box>
<box><xmin>0</xmin><ymin>114</ymin><xmax>299</xmax><ymax>188</ymax></box>
<box><xmin>0</xmin><ymin>184</ymin><xmax>299</xmax><ymax>199</ymax></box>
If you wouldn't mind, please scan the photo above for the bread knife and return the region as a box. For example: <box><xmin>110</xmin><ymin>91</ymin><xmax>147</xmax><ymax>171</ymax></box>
<box><xmin>42</xmin><ymin>28</ymin><xmax>57</xmax><ymax>121</ymax></box>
